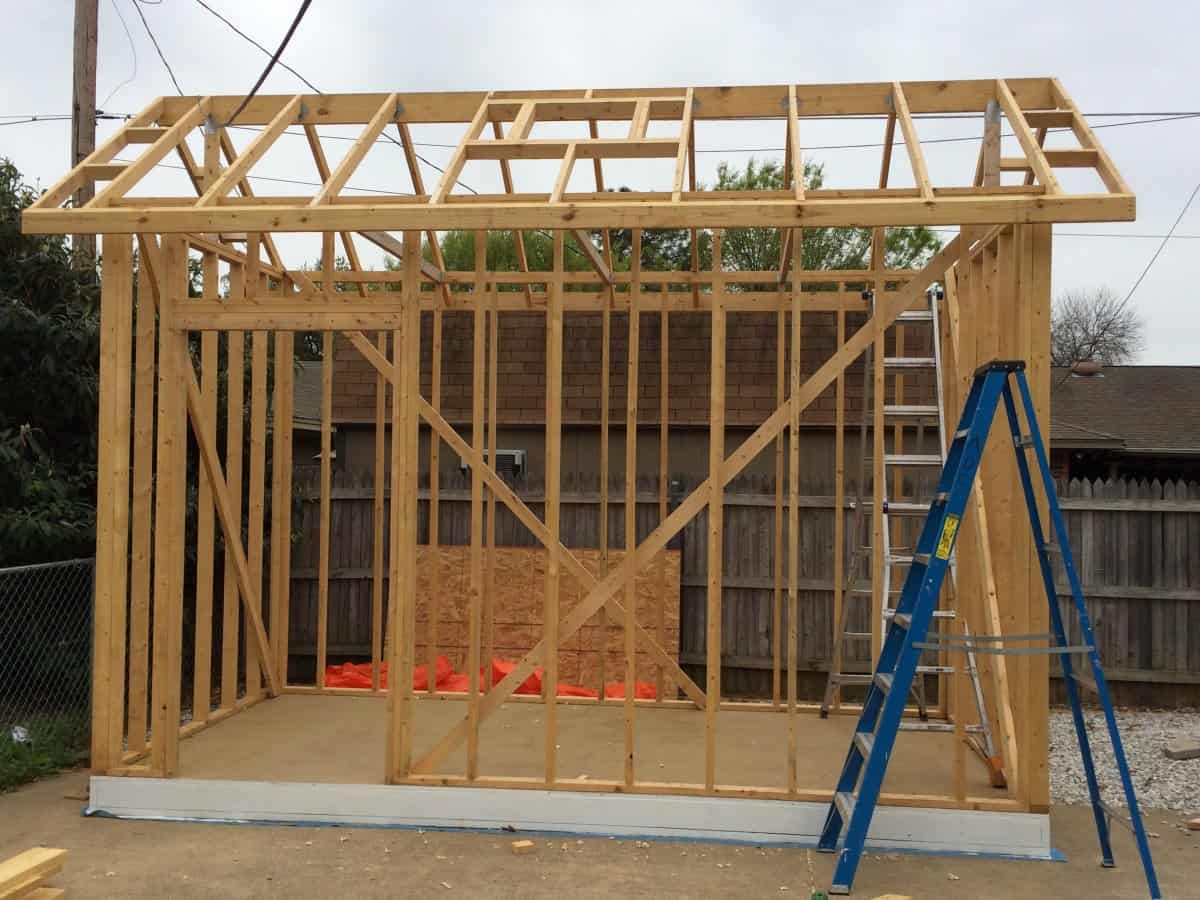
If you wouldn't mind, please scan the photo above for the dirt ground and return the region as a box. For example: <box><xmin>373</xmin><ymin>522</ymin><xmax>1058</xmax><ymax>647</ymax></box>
<box><xmin>1</xmin><ymin>769</ymin><xmax>1195</xmax><ymax>898</ymax></box>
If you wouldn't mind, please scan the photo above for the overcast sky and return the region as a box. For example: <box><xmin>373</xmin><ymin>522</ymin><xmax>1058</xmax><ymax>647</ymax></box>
<box><xmin>4</xmin><ymin>0</ymin><xmax>1198</xmax><ymax>363</ymax></box>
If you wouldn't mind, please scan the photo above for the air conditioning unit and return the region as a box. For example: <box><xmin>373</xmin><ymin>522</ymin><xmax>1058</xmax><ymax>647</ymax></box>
<box><xmin>460</xmin><ymin>448</ymin><xmax>525</xmax><ymax>477</ymax></box>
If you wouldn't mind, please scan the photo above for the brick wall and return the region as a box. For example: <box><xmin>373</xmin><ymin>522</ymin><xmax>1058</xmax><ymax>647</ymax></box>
<box><xmin>331</xmin><ymin>310</ymin><xmax>935</xmax><ymax>429</ymax></box>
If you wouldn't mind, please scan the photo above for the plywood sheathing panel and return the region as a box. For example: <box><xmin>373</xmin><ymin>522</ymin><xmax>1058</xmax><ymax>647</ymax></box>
<box><xmin>412</xmin><ymin>546</ymin><xmax>680</xmax><ymax>685</ymax></box>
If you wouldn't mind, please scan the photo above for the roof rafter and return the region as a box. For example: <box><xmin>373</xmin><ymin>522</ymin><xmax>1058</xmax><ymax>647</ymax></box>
<box><xmin>199</xmin><ymin>95</ymin><xmax>302</xmax><ymax>207</ymax></box>
<box><xmin>23</xmin><ymin>77</ymin><xmax>1135</xmax><ymax>237</ymax></box>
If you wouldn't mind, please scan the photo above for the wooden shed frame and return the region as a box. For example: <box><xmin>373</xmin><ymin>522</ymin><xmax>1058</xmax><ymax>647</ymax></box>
<box><xmin>25</xmin><ymin>77</ymin><xmax>1133</xmax><ymax>843</ymax></box>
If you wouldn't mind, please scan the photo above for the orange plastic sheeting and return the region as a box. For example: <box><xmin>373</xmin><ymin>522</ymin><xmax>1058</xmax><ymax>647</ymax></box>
<box><xmin>324</xmin><ymin>655</ymin><xmax>454</xmax><ymax>690</ymax></box>
<box><xmin>324</xmin><ymin>656</ymin><xmax>654</xmax><ymax>700</ymax></box>
<box><xmin>603</xmin><ymin>681</ymin><xmax>657</xmax><ymax>700</ymax></box>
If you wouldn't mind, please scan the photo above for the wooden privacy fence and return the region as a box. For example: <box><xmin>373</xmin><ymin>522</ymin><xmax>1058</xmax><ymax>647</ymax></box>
<box><xmin>290</xmin><ymin>470</ymin><xmax>1200</xmax><ymax>703</ymax></box>
<box><xmin>1051</xmin><ymin>477</ymin><xmax>1200</xmax><ymax>705</ymax></box>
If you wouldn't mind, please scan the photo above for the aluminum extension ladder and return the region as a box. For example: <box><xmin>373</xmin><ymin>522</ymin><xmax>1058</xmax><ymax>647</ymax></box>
<box><xmin>821</xmin><ymin>288</ymin><xmax>994</xmax><ymax>764</ymax></box>
<box><xmin>816</xmin><ymin>360</ymin><xmax>1161</xmax><ymax>899</ymax></box>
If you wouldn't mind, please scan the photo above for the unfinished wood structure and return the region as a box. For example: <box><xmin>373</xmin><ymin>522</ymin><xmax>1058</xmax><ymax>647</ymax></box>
<box><xmin>26</xmin><ymin>78</ymin><xmax>1132</xmax><ymax>849</ymax></box>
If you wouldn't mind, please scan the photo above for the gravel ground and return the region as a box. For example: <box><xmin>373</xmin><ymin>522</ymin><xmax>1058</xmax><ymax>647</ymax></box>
<box><xmin>1050</xmin><ymin>706</ymin><xmax>1200</xmax><ymax>814</ymax></box>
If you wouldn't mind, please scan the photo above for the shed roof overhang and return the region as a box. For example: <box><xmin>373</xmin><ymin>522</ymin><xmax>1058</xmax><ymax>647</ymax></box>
<box><xmin>23</xmin><ymin>77</ymin><xmax>1133</xmax><ymax>238</ymax></box>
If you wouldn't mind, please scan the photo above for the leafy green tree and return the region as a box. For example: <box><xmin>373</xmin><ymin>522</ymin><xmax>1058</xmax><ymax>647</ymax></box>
<box><xmin>0</xmin><ymin>159</ymin><xmax>102</xmax><ymax>564</ymax></box>
<box><xmin>433</xmin><ymin>229</ymin><xmax>619</xmax><ymax>280</ymax></box>
<box><xmin>428</xmin><ymin>159</ymin><xmax>939</xmax><ymax>278</ymax></box>
<box><xmin>709</xmin><ymin>159</ymin><xmax>941</xmax><ymax>274</ymax></box>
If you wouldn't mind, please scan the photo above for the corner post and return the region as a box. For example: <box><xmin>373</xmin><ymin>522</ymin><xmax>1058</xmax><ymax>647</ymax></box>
<box><xmin>91</xmin><ymin>232</ymin><xmax>133</xmax><ymax>772</ymax></box>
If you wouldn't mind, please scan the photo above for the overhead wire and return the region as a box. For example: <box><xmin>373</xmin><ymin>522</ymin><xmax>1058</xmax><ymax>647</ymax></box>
<box><xmin>0</xmin><ymin>116</ymin><xmax>72</xmax><ymax>127</ymax></box>
<box><xmin>186</xmin><ymin>3</ymin><xmax>1200</xmax><ymax>207</ymax></box>
<box><xmin>693</xmin><ymin>113</ymin><xmax>1200</xmax><ymax>154</ymax></box>
<box><xmin>100</xmin><ymin>0</ymin><xmax>138</xmax><ymax>109</ymax></box>
<box><xmin>0</xmin><ymin>113</ymin><xmax>131</xmax><ymax>127</ymax></box>
<box><xmin>222</xmin><ymin>0</ymin><xmax>313</xmax><ymax>126</ymax></box>
<box><xmin>1115</xmin><ymin>180</ymin><xmax>1200</xmax><ymax>307</ymax></box>
<box><xmin>131</xmin><ymin>0</ymin><xmax>184</xmax><ymax>95</ymax></box>
<box><xmin>193</xmin><ymin>0</ymin><xmax>320</xmax><ymax>93</ymax></box>
<box><xmin>192</xmin><ymin>1</ymin><xmax>477</xmax><ymax>194</ymax></box>
<box><xmin>107</xmin><ymin>155</ymin><xmax>1200</xmax><ymax>248</ymax></box>
<box><xmin>49</xmin><ymin>3</ymin><xmax>1200</xmax><ymax>268</ymax></box>
<box><xmin>212</xmin><ymin>112</ymin><xmax>1200</xmax><ymax>164</ymax></box>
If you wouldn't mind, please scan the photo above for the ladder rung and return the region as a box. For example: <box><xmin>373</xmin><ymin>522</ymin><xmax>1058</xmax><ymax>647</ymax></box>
<box><xmin>833</xmin><ymin>674</ymin><xmax>874</xmax><ymax>686</ymax></box>
<box><xmin>899</xmin><ymin>721</ymin><xmax>990</xmax><ymax>734</ymax></box>
<box><xmin>1071</xmin><ymin>669</ymin><xmax>1099</xmax><ymax>694</ymax></box>
<box><xmin>874</xmin><ymin>671</ymin><xmax>894</xmax><ymax>693</ymax></box>
<box><xmin>853</xmin><ymin>731</ymin><xmax>875</xmax><ymax>759</ymax></box>
<box><xmin>835</xmin><ymin>791</ymin><xmax>856</xmax><ymax>823</ymax></box>
<box><xmin>884</xmin><ymin>454</ymin><xmax>943</xmax><ymax>467</ymax></box>
<box><xmin>916</xmin><ymin>665</ymin><xmax>956</xmax><ymax>675</ymax></box>
<box><xmin>883</xmin><ymin>404</ymin><xmax>939</xmax><ymax>418</ymax></box>
<box><xmin>913</xmin><ymin>552</ymin><xmax>931</xmax><ymax>566</ymax></box>
<box><xmin>843</xmin><ymin>632</ymin><xmax>873</xmax><ymax>640</ymax></box>
<box><xmin>934</xmin><ymin>491</ymin><xmax>949</xmax><ymax>503</ymax></box>
<box><xmin>886</xmin><ymin>553</ymin><xmax>914</xmax><ymax>566</ymax></box>
<box><xmin>884</xmin><ymin>357</ymin><xmax>937</xmax><ymax>368</ymax></box>
<box><xmin>886</xmin><ymin>607</ymin><xmax>956</xmax><ymax>620</ymax></box>
<box><xmin>895</xmin><ymin>310</ymin><xmax>934</xmax><ymax>323</ymax></box>
<box><xmin>893</xmin><ymin>613</ymin><xmax>911</xmax><ymax>630</ymax></box>
<box><xmin>1101</xmin><ymin>800</ymin><xmax>1135</xmax><ymax>833</ymax></box>
<box><xmin>1044</xmin><ymin>542</ymin><xmax>1063</xmax><ymax>554</ymax></box>
<box><xmin>954</xmin><ymin>428</ymin><xmax>969</xmax><ymax>439</ymax></box>
<box><xmin>1015</xmin><ymin>433</ymin><xmax>1035</xmax><ymax>449</ymax></box>
<box><xmin>878</xmin><ymin>501</ymin><xmax>930</xmax><ymax>516</ymax></box>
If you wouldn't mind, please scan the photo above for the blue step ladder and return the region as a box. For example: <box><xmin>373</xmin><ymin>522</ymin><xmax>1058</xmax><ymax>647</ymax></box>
<box><xmin>817</xmin><ymin>360</ymin><xmax>1161</xmax><ymax>899</ymax></box>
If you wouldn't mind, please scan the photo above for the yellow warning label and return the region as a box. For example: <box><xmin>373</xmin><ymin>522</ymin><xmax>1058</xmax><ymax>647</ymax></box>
<box><xmin>935</xmin><ymin>514</ymin><xmax>960</xmax><ymax>560</ymax></box>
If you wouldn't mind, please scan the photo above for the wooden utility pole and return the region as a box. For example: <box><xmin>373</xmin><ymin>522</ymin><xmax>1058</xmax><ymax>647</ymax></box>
<box><xmin>71</xmin><ymin>0</ymin><xmax>98</xmax><ymax>269</ymax></box>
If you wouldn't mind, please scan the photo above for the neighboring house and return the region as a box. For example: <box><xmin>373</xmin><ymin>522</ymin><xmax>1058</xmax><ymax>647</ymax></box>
<box><xmin>312</xmin><ymin>346</ymin><xmax>1200</xmax><ymax>486</ymax></box>
<box><xmin>291</xmin><ymin>359</ymin><xmax>325</xmax><ymax>466</ymax></box>
<box><xmin>1050</xmin><ymin>365</ymin><xmax>1200</xmax><ymax>481</ymax></box>
<box><xmin>324</xmin><ymin>312</ymin><xmax>936</xmax><ymax>488</ymax></box>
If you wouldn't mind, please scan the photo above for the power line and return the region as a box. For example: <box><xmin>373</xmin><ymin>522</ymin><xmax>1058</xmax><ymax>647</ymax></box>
<box><xmin>109</xmin><ymin>155</ymin><xmax>1200</xmax><ymax>247</ymax></box>
<box><xmin>131</xmin><ymin>0</ymin><xmax>184</xmax><ymax>95</ymax></box>
<box><xmin>223</xmin><ymin>0</ymin><xmax>313</xmax><ymax>126</ymax></box>
<box><xmin>194</xmin><ymin>0</ymin><xmax>320</xmax><ymax>93</ymax></box>
<box><xmin>197</xmin><ymin>4</ymin><xmax>479</xmax><ymax>195</ymax></box>
<box><xmin>216</xmin><ymin>111</ymin><xmax>1200</xmax><ymax>164</ymax></box>
<box><xmin>1117</xmin><ymin>180</ymin><xmax>1200</xmax><ymax>307</ymax></box>
<box><xmin>112</xmin><ymin>155</ymin><xmax>410</xmax><ymax>195</ymax></box>
<box><xmin>693</xmin><ymin>113</ymin><xmax>1200</xmax><ymax>155</ymax></box>
<box><xmin>100</xmin><ymin>0</ymin><xmax>138</xmax><ymax>109</ymax></box>
<box><xmin>1051</xmin><ymin>179</ymin><xmax>1200</xmax><ymax>385</ymax></box>
<box><xmin>190</xmin><ymin>5</ymin><xmax>1200</xmax><ymax>196</ymax></box>
<box><xmin>0</xmin><ymin>116</ymin><xmax>71</xmax><ymax>127</ymax></box>
<box><xmin>0</xmin><ymin>113</ymin><xmax>131</xmax><ymax>128</ymax></box>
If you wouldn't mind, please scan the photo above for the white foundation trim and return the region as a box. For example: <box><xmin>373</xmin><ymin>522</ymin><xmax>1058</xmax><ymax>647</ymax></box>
<box><xmin>89</xmin><ymin>777</ymin><xmax>1053</xmax><ymax>859</ymax></box>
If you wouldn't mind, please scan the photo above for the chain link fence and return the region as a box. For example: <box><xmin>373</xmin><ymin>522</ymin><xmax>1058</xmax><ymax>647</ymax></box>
<box><xmin>0</xmin><ymin>558</ymin><xmax>93</xmax><ymax>790</ymax></box>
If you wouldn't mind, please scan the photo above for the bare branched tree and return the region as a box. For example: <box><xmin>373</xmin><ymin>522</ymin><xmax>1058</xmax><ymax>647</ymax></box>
<box><xmin>1050</xmin><ymin>286</ymin><xmax>1145</xmax><ymax>367</ymax></box>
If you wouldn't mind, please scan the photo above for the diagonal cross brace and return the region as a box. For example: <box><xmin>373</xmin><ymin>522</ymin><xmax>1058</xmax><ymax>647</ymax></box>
<box><xmin>408</xmin><ymin>233</ymin><xmax>972</xmax><ymax>776</ymax></box>
<box><xmin>140</xmin><ymin>235</ymin><xmax>281</xmax><ymax>696</ymax></box>
<box><xmin>341</xmin><ymin>331</ymin><xmax>704</xmax><ymax>708</ymax></box>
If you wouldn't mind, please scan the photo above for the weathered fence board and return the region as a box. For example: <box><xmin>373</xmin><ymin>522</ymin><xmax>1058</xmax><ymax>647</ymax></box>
<box><xmin>289</xmin><ymin>471</ymin><xmax>1200</xmax><ymax>702</ymax></box>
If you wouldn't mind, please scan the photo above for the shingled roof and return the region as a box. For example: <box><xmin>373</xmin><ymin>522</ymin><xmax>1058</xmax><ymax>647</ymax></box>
<box><xmin>293</xmin><ymin>360</ymin><xmax>324</xmax><ymax>432</ymax></box>
<box><xmin>1050</xmin><ymin>366</ymin><xmax>1200</xmax><ymax>455</ymax></box>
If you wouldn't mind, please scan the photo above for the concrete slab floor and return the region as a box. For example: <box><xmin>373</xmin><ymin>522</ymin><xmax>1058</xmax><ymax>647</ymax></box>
<box><xmin>2</xmin><ymin>769</ymin><xmax>1193</xmax><ymax>899</ymax></box>
<box><xmin>178</xmin><ymin>694</ymin><xmax>995</xmax><ymax>798</ymax></box>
